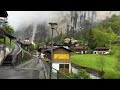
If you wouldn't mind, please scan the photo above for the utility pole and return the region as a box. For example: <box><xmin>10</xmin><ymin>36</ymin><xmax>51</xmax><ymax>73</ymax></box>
<box><xmin>49</xmin><ymin>22</ymin><xmax>58</xmax><ymax>79</ymax></box>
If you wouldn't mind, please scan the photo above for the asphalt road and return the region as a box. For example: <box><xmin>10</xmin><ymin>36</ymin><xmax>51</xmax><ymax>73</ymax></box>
<box><xmin>0</xmin><ymin>58</ymin><xmax>46</xmax><ymax>79</ymax></box>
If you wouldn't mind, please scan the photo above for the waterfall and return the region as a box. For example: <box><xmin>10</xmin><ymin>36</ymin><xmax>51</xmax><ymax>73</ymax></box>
<box><xmin>31</xmin><ymin>24</ymin><xmax>37</xmax><ymax>42</ymax></box>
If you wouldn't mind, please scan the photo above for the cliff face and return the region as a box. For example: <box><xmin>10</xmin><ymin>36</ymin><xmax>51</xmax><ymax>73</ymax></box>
<box><xmin>15</xmin><ymin>11</ymin><xmax>120</xmax><ymax>43</ymax></box>
<box><xmin>50</xmin><ymin>11</ymin><xmax>97</xmax><ymax>37</ymax></box>
<box><xmin>53</xmin><ymin>11</ymin><xmax>120</xmax><ymax>36</ymax></box>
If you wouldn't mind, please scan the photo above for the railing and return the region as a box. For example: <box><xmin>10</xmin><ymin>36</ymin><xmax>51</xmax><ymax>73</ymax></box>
<box><xmin>41</xmin><ymin>59</ymin><xmax>71</xmax><ymax>79</ymax></box>
<box><xmin>51</xmin><ymin>68</ymin><xmax>71</xmax><ymax>79</ymax></box>
<box><xmin>2</xmin><ymin>41</ymin><xmax>22</xmax><ymax>65</ymax></box>
<box><xmin>11</xmin><ymin>41</ymin><xmax>22</xmax><ymax>65</ymax></box>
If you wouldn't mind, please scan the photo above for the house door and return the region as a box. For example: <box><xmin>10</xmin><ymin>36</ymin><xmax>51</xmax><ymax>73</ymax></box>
<box><xmin>83</xmin><ymin>51</ymin><xmax>85</xmax><ymax>54</ymax></box>
<box><xmin>59</xmin><ymin>64</ymin><xmax>69</xmax><ymax>73</ymax></box>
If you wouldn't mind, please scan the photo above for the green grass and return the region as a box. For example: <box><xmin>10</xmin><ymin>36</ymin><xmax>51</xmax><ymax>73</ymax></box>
<box><xmin>71</xmin><ymin>45</ymin><xmax>120</xmax><ymax>79</ymax></box>
<box><xmin>71</xmin><ymin>54</ymin><xmax>116</xmax><ymax>71</ymax></box>
<box><xmin>22</xmin><ymin>48</ymin><xmax>31</xmax><ymax>56</ymax></box>
<box><xmin>43</xmin><ymin>58</ymin><xmax>49</xmax><ymax>62</ymax></box>
<box><xmin>0</xmin><ymin>37</ymin><xmax>15</xmax><ymax>49</ymax></box>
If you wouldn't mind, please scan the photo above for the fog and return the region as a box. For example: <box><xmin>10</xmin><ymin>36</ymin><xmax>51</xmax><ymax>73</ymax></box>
<box><xmin>7</xmin><ymin>11</ymin><xmax>59</xmax><ymax>31</ymax></box>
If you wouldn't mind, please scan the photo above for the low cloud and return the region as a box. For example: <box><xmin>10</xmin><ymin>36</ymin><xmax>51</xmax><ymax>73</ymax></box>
<box><xmin>7</xmin><ymin>11</ymin><xmax>57</xmax><ymax>31</ymax></box>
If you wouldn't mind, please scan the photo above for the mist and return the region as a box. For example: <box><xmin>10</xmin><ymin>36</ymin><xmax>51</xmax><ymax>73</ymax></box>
<box><xmin>7</xmin><ymin>11</ymin><xmax>59</xmax><ymax>31</ymax></box>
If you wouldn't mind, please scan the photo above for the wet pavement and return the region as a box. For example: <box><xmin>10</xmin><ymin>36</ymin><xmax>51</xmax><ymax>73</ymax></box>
<box><xmin>0</xmin><ymin>58</ymin><xmax>46</xmax><ymax>79</ymax></box>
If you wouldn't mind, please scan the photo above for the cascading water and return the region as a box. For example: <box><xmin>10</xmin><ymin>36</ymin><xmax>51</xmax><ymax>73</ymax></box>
<box><xmin>31</xmin><ymin>24</ymin><xmax>37</xmax><ymax>42</ymax></box>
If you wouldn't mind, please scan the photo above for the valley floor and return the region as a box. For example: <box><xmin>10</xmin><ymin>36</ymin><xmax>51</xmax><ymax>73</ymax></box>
<box><xmin>71</xmin><ymin>45</ymin><xmax>120</xmax><ymax>79</ymax></box>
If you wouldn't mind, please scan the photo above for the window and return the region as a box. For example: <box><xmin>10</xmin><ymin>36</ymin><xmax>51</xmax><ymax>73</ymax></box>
<box><xmin>59</xmin><ymin>64</ymin><xmax>69</xmax><ymax>68</ymax></box>
<box><xmin>65</xmin><ymin>64</ymin><xmax>69</xmax><ymax>68</ymax></box>
<box><xmin>59</xmin><ymin>64</ymin><xmax>64</xmax><ymax>68</ymax></box>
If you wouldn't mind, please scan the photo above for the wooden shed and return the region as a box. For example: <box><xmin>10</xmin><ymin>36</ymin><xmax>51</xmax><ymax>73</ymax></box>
<box><xmin>43</xmin><ymin>46</ymin><xmax>72</xmax><ymax>73</ymax></box>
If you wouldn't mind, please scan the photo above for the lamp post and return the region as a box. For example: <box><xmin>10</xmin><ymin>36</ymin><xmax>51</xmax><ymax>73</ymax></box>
<box><xmin>49</xmin><ymin>22</ymin><xmax>58</xmax><ymax>79</ymax></box>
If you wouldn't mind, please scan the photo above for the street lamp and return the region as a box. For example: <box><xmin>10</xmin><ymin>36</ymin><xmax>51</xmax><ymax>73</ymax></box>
<box><xmin>49</xmin><ymin>22</ymin><xmax>58</xmax><ymax>79</ymax></box>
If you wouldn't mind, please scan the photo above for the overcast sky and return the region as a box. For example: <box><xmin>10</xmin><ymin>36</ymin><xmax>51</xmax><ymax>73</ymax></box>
<box><xmin>7</xmin><ymin>11</ymin><xmax>55</xmax><ymax>31</ymax></box>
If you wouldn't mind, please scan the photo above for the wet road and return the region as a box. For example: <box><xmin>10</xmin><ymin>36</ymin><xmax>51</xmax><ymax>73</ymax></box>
<box><xmin>0</xmin><ymin>58</ymin><xmax>46</xmax><ymax>79</ymax></box>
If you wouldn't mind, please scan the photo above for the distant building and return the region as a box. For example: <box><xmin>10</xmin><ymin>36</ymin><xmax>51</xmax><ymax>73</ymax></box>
<box><xmin>17</xmin><ymin>38</ymin><xmax>32</xmax><ymax>52</ymax></box>
<box><xmin>74</xmin><ymin>45</ymin><xmax>87</xmax><ymax>54</ymax></box>
<box><xmin>93</xmin><ymin>47</ymin><xmax>110</xmax><ymax>54</ymax></box>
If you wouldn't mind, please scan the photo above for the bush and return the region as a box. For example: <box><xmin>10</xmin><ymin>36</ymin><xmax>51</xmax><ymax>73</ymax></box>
<box><xmin>66</xmin><ymin>69</ymin><xmax>91</xmax><ymax>79</ymax></box>
<box><xmin>21</xmin><ymin>49</ymin><xmax>31</xmax><ymax>63</ymax></box>
<box><xmin>109</xmin><ymin>49</ymin><xmax>115</xmax><ymax>55</ymax></box>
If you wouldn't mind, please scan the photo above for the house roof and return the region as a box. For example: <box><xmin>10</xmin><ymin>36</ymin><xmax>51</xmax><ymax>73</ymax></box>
<box><xmin>6</xmin><ymin>33</ymin><xmax>17</xmax><ymax>39</ymax></box>
<box><xmin>74</xmin><ymin>46</ymin><xmax>86</xmax><ymax>49</ymax></box>
<box><xmin>53</xmin><ymin>46</ymin><xmax>72</xmax><ymax>52</ymax></box>
<box><xmin>0</xmin><ymin>10</ymin><xmax>8</xmax><ymax>17</ymax></box>
<box><xmin>17</xmin><ymin>40</ymin><xmax>32</xmax><ymax>45</ymax></box>
<box><xmin>95</xmin><ymin>47</ymin><xmax>109</xmax><ymax>50</ymax></box>
<box><xmin>43</xmin><ymin>46</ymin><xmax>72</xmax><ymax>53</ymax></box>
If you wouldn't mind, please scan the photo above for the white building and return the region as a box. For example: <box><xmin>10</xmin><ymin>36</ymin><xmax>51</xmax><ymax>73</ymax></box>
<box><xmin>93</xmin><ymin>47</ymin><xmax>110</xmax><ymax>54</ymax></box>
<box><xmin>51</xmin><ymin>47</ymin><xmax>72</xmax><ymax>73</ymax></box>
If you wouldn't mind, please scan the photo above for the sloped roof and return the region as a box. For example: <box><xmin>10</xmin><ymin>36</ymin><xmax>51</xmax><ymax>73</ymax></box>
<box><xmin>17</xmin><ymin>40</ymin><xmax>32</xmax><ymax>45</ymax></box>
<box><xmin>43</xmin><ymin>46</ymin><xmax>72</xmax><ymax>53</ymax></box>
<box><xmin>95</xmin><ymin>47</ymin><xmax>109</xmax><ymax>50</ymax></box>
<box><xmin>6</xmin><ymin>33</ymin><xmax>17</xmax><ymax>39</ymax></box>
<box><xmin>53</xmin><ymin>46</ymin><xmax>72</xmax><ymax>52</ymax></box>
<box><xmin>74</xmin><ymin>46</ymin><xmax>85</xmax><ymax>49</ymax></box>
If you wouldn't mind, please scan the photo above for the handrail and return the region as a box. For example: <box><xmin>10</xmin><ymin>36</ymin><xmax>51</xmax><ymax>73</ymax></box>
<box><xmin>14</xmin><ymin>41</ymin><xmax>21</xmax><ymax>55</ymax></box>
<box><xmin>52</xmin><ymin>67</ymin><xmax>71</xmax><ymax>79</ymax></box>
<box><xmin>10</xmin><ymin>41</ymin><xmax>22</xmax><ymax>65</ymax></box>
<box><xmin>41</xmin><ymin>59</ymin><xmax>71</xmax><ymax>79</ymax></box>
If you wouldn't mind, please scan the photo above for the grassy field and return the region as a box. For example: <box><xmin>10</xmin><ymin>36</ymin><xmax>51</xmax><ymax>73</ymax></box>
<box><xmin>71</xmin><ymin>45</ymin><xmax>120</xmax><ymax>79</ymax></box>
<box><xmin>0</xmin><ymin>37</ymin><xmax>15</xmax><ymax>49</ymax></box>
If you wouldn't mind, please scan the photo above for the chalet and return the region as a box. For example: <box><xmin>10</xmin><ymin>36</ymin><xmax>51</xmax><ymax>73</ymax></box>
<box><xmin>17</xmin><ymin>38</ymin><xmax>32</xmax><ymax>52</ymax></box>
<box><xmin>74</xmin><ymin>45</ymin><xmax>87</xmax><ymax>54</ymax></box>
<box><xmin>43</xmin><ymin>46</ymin><xmax>72</xmax><ymax>73</ymax></box>
<box><xmin>38</xmin><ymin>42</ymin><xmax>69</xmax><ymax>53</ymax></box>
<box><xmin>93</xmin><ymin>47</ymin><xmax>110</xmax><ymax>54</ymax></box>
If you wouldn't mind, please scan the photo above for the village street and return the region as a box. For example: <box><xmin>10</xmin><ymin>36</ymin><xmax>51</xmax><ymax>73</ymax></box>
<box><xmin>0</xmin><ymin>56</ymin><xmax>47</xmax><ymax>79</ymax></box>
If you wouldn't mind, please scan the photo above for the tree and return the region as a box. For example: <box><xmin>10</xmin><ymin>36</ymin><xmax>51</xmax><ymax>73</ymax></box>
<box><xmin>88</xmin><ymin>29</ymin><xmax>94</xmax><ymax>49</ymax></box>
<box><xmin>115</xmin><ymin>51</ymin><xmax>120</xmax><ymax>71</ymax></box>
<box><xmin>88</xmin><ymin>26</ymin><xmax>117</xmax><ymax>49</ymax></box>
<box><xmin>6</xmin><ymin>24</ymin><xmax>14</xmax><ymax>34</ymax></box>
<box><xmin>67</xmin><ymin>69</ymin><xmax>91</xmax><ymax>79</ymax></box>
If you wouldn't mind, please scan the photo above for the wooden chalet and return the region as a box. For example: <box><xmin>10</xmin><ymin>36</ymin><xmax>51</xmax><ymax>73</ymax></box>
<box><xmin>43</xmin><ymin>46</ymin><xmax>72</xmax><ymax>73</ymax></box>
<box><xmin>74</xmin><ymin>45</ymin><xmax>87</xmax><ymax>54</ymax></box>
<box><xmin>17</xmin><ymin>38</ymin><xmax>32</xmax><ymax>52</ymax></box>
<box><xmin>93</xmin><ymin>47</ymin><xmax>110</xmax><ymax>54</ymax></box>
<box><xmin>38</xmin><ymin>42</ymin><xmax>63</xmax><ymax>53</ymax></box>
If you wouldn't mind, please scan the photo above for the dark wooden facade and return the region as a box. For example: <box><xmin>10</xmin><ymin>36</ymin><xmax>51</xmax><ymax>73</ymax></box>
<box><xmin>53</xmin><ymin>47</ymin><xmax>71</xmax><ymax>63</ymax></box>
<box><xmin>59</xmin><ymin>64</ymin><xmax>69</xmax><ymax>73</ymax></box>
<box><xmin>95</xmin><ymin>47</ymin><xmax>109</xmax><ymax>51</ymax></box>
<box><xmin>74</xmin><ymin>46</ymin><xmax>87</xmax><ymax>54</ymax></box>
<box><xmin>17</xmin><ymin>39</ymin><xmax>32</xmax><ymax>52</ymax></box>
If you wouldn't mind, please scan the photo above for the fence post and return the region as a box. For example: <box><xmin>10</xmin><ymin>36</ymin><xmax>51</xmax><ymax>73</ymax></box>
<box><xmin>57</xmin><ymin>71</ymin><xmax>59</xmax><ymax>79</ymax></box>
